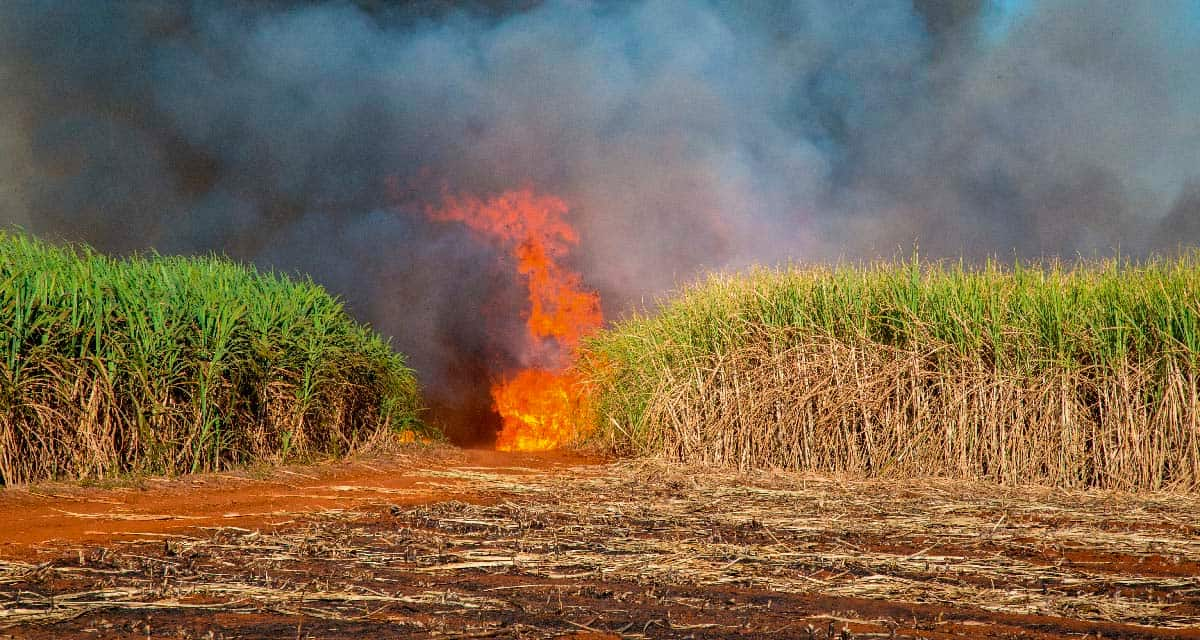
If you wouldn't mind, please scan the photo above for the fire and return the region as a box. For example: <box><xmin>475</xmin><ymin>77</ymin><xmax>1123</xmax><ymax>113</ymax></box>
<box><xmin>428</xmin><ymin>188</ymin><xmax>601</xmax><ymax>451</ymax></box>
<box><xmin>491</xmin><ymin>369</ymin><xmax>593</xmax><ymax>451</ymax></box>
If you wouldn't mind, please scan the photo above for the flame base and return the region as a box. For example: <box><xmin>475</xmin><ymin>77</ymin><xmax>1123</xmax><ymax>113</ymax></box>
<box><xmin>493</xmin><ymin>368</ymin><xmax>592</xmax><ymax>452</ymax></box>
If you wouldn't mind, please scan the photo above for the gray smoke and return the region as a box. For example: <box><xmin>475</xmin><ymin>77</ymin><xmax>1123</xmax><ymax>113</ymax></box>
<box><xmin>2</xmin><ymin>1</ymin><xmax>1198</xmax><ymax>442</ymax></box>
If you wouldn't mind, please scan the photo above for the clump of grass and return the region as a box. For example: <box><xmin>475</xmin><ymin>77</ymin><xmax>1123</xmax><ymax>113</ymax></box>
<box><xmin>0</xmin><ymin>232</ymin><xmax>427</xmax><ymax>484</ymax></box>
<box><xmin>580</xmin><ymin>255</ymin><xmax>1200</xmax><ymax>491</ymax></box>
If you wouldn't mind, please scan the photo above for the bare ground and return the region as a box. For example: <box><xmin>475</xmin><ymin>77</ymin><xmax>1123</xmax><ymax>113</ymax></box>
<box><xmin>1</xmin><ymin>448</ymin><xmax>1198</xmax><ymax>639</ymax></box>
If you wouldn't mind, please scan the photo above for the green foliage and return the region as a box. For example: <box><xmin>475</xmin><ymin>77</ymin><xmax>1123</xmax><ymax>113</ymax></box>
<box><xmin>580</xmin><ymin>254</ymin><xmax>1200</xmax><ymax>491</ymax></box>
<box><xmin>0</xmin><ymin>232</ymin><xmax>426</xmax><ymax>483</ymax></box>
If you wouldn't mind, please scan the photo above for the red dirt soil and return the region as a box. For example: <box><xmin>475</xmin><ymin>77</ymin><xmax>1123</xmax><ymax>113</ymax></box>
<box><xmin>0</xmin><ymin>447</ymin><xmax>598</xmax><ymax>557</ymax></box>
<box><xmin>1</xmin><ymin>447</ymin><xmax>1198</xmax><ymax>640</ymax></box>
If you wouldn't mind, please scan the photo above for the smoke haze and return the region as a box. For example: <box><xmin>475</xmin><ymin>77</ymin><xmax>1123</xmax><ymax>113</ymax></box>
<box><xmin>2</xmin><ymin>1</ymin><xmax>1198</xmax><ymax>442</ymax></box>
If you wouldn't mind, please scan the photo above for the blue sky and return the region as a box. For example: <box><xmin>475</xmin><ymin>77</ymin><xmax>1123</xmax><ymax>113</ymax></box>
<box><xmin>983</xmin><ymin>0</ymin><xmax>1030</xmax><ymax>42</ymax></box>
<box><xmin>982</xmin><ymin>0</ymin><xmax>1200</xmax><ymax>47</ymax></box>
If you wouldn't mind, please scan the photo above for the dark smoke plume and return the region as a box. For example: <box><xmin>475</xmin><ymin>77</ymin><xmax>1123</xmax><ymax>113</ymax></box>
<box><xmin>2</xmin><ymin>1</ymin><xmax>1198</xmax><ymax>443</ymax></box>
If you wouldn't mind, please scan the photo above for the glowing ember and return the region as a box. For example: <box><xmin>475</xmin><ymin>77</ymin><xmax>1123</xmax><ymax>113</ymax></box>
<box><xmin>429</xmin><ymin>188</ymin><xmax>602</xmax><ymax>451</ymax></box>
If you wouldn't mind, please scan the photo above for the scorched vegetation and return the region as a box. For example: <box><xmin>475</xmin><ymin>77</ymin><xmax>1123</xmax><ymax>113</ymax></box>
<box><xmin>581</xmin><ymin>255</ymin><xmax>1200</xmax><ymax>492</ymax></box>
<box><xmin>0</xmin><ymin>233</ymin><xmax>423</xmax><ymax>484</ymax></box>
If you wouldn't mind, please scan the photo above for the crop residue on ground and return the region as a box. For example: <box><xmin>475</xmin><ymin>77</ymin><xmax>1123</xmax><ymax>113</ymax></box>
<box><xmin>2</xmin><ymin>457</ymin><xmax>1197</xmax><ymax>639</ymax></box>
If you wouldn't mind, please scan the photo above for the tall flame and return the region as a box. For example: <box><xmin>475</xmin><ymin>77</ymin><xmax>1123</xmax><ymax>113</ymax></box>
<box><xmin>429</xmin><ymin>188</ymin><xmax>601</xmax><ymax>451</ymax></box>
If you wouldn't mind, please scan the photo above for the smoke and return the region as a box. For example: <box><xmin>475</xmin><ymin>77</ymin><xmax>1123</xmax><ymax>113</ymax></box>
<box><xmin>2</xmin><ymin>1</ymin><xmax>1198</xmax><ymax>442</ymax></box>
<box><xmin>0</xmin><ymin>59</ymin><xmax>32</xmax><ymax>229</ymax></box>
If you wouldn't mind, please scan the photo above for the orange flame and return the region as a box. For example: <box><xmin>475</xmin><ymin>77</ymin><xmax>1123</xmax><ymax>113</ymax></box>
<box><xmin>429</xmin><ymin>188</ymin><xmax>601</xmax><ymax>451</ymax></box>
<box><xmin>490</xmin><ymin>369</ymin><xmax>593</xmax><ymax>451</ymax></box>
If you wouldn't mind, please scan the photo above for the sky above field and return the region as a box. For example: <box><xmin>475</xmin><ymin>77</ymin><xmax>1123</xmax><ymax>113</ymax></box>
<box><xmin>982</xmin><ymin>0</ymin><xmax>1023</xmax><ymax>39</ymax></box>
<box><xmin>2</xmin><ymin>0</ymin><xmax>1199</xmax><ymax>436</ymax></box>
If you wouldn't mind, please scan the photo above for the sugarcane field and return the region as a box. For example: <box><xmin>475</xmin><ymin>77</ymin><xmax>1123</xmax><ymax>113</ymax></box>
<box><xmin>2</xmin><ymin>1</ymin><xmax>1199</xmax><ymax>638</ymax></box>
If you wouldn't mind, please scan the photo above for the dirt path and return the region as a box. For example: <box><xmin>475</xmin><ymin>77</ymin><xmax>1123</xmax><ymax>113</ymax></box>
<box><xmin>2</xmin><ymin>450</ymin><xmax>1199</xmax><ymax>639</ymax></box>
<box><xmin>0</xmin><ymin>447</ymin><xmax>595</xmax><ymax>557</ymax></box>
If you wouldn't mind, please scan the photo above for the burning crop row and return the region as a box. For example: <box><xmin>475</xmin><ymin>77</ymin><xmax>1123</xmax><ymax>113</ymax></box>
<box><xmin>14</xmin><ymin>179</ymin><xmax>1200</xmax><ymax>496</ymax></box>
<box><xmin>428</xmin><ymin>188</ymin><xmax>601</xmax><ymax>451</ymax></box>
<box><xmin>0</xmin><ymin>233</ymin><xmax>424</xmax><ymax>484</ymax></box>
<box><xmin>579</xmin><ymin>256</ymin><xmax>1200</xmax><ymax>492</ymax></box>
